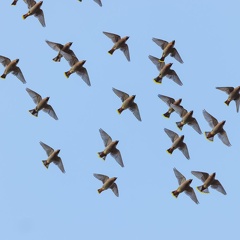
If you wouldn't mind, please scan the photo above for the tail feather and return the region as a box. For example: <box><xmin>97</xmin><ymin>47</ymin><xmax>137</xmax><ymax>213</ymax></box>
<box><xmin>64</xmin><ymin>71</ymin><xmax>71</xmax><ymax>78</ymax></box>
<box><xmin>205</xmin><ymin>131</ymin><xmax>214</xmax><ymax>141</ymax></box>
<box><xmin>176</xmin><ymin>122</ymin><xmax>183</xmax><ymax>130</ymax></box>
<box><xmin>53</xmin><ymin>56</ymin><xmax>61</xmax><ymax>62</ymax></box>
<box><xmin>108</xmin><ymin>49</ymin><xmax>114</xmax><ymax>55</ymax></box>
<box><xmin>172</xmin><ymin>190</ymin><xmax>179</xmax><ymax>198</ymax></box>
<box><xmin>197</xmin><ymin>185</ymin><xmax>209</xmax><ymax>193</ymax></box>
<box><xmin>22</xmin><ymin>14</ymin><xmax>28</xmax><ymax>19</ymax></box>
<box><xmin>98</xmin><ymin>188</ymin><xmax>104</xmax><ymax>194</ymax></box>
<box><xmin>117</xmin><ymin>108</ymin><xmax>123</xmax><ymax>114</ymax></box>
<box><xmin>224</xmin><ymin>100</ymin><xmax>230</xmax><ymax>106</ymax></box>
<box><xmin>1</xmin><ymin>74</ymin><xmax>6</xmax><ymax>79</ymax></box>
<box><xmin>163</xmin><ymin>112</ymin><xmax>170</xmax><ymax>118</ymax></box>
<box><xmin>98</xmin><ymin>152</ymin><xmax>106</xmax><ymax>160</ymax></box>
<box><xmin>159</xmin><ymin>56</ymin><xmax>165</xmax><ymax>62</ymax></box>
<box><xmin>29</xmin><ymin>109</ymin><xmax>38</xmax><ymax>117</ymax></box>
<box><xmin>42</xmin><ymin>160</ymin><xmax>50</xmax><ymax>169</ymax></box>
<box><xmin>167</xmin><ymin>148</ymin><xmax>173</xmax><ymax>154</ymax></box>
<box><xmin>153</xmin><ymin>76</ymin><xmax>162</xmax><ymax>84</ymax></box>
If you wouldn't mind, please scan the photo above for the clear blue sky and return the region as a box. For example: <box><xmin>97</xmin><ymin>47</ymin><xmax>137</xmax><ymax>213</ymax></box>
<box><xmin>0</xmin><ymin>1</ymin><xmax>239</xmax><ymax>239</ymax></box>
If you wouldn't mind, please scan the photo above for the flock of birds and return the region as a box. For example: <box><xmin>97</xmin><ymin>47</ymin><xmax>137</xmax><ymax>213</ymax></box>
<box><xmin>3</xmin><ymin>0</ymin><xmax>236</xmax><ymax>204</ymax></box>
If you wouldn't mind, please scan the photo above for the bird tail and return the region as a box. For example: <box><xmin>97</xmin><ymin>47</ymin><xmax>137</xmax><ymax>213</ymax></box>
<box><xmin>98</xmin><ymin>152</ymin><xmax>106</xmax><ymax>160</ymax></box>
<box><xmin>176</xmin><ymin>122</ymin><xmax>183</xmax><ymax>130</ymax></box>
<box><xmin>153</xmin><ymin>76</ymin><xmax>162</xmax><ymax>84</ymax></box>
<box><xmin>163</xmin><ymin>112</ymin><xmax>170</xmax><ymax>118</ymax></box>
<box><xmin>29</xmin><ymin>109</ymin><xmax>38</xmax><ymax>117</ymax></box>
<box><xmin>108</xmin><ymin>49</ymin><xmax>115</xmax><ymax>55</ymax></box>
<box><xmin>224</xmin><ymin>100</ymin><xmax>230</xmax><ymax>106</ymax></box>
<box><xmin>159</xmin><ymin>56</ymin><xmax>165</xmax><ymax>62</ymax></box>
<box><xmin>197</xmin><ymin>185</ymin><xmax>209</xmax><ymax>193</ymax></box>
<box><xmin>98</xmin><ymin>188</ymin><xmax>104</xmax><ymax>194</ymax></box>
<box><xmin>117</xmin><ymin>108</ymin><xmax>123</xmax><ymax>114</ymax></box>
<box><xmin>22</xmin><ymin>14</ymin><xmax>28</xmax><ymax>19</ymax></box>
<box><xmin>1</xmin><ymin>74</ymin><xmax>6</xmax><ymax>79</ymax></box>
<box><xmin>53</xmin><ymin>54</ymin><xmax>61</xmax><ymax>62</ymax></box>
<box><xmin>11</xmin><ymin>0</ymin><xmax>17</xmax><ymax>5</ymax></box>
<box><xmin>205</xmin><ymin>131</ymin><xmax>214</xmax><ymax>141</ymax></box>
<box><xmin>172</xmin><ymin>190</ymin><xmax>179</xmax><ymax>198</ymax></box>
<box><xmin>167</xmin><ymin>148</ymin><xmax>173</xmax><ymax>154</ymax></box>
<box><xmin>64</xmin><ymin>71</ymin><xmax>71</xmax><ymax>78</ymax></box>
<box><xmin>42</xmin><ymin>160</ymin><xmax>50</xmax><ymax>169</ymax></box>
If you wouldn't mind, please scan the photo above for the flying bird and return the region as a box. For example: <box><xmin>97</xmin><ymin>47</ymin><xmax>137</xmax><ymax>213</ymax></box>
<box><xmin>148</xmin><ymin>55</ymin><xmax>182</xmax><ymax>85</ymax></box>
<box><xmin>22</xmin><ymin>1</ymin><xmax>46</xmax><ymax>27</ymax></box>
<box><xmin>164</xmin><ymin>128</ymin><xmax>190</xmax><ymax>160</ymax></box>
<box><xmin>45</xmin><ymin>40</ymin><xmax>77</xmax><ymax>62</ymax></box>
<box><xmin>170</xmin><ymin>104</ymin><xmax>202</xmax><ymax>134</ymax></box>
<box><xmin>172</xmin><ymin>168</ymin><xmax>199</xmax><ymax>204</ymax></box>
<box><xmin>112</xmin><ymin>87</ymin><xmax>141</xmax><ymax>121</ymax></box>
<box><xmin>93</xmin><ymin>174</ymin><xmax>118</xmax><ymax>196</ymax></box>
<box><xmin>103</xmin><ymin>31</ymin><xmax>130</xmax><ymax>61</ymax></box>
<box><xmin>0</xmin><ymin>56</ymin><xmax>26</xmax><ymax>83</ymax></box>
<box><xmin>152</xmin><ymin>38</ymin><xmax>183</xmax><ymax>63</ymax></box>
<box><xmin>191</xmin><ymin>171</ymin><xmax>227</xmax><ymax>195</ymax></box>
<box><xmin>78</xmin><ymin>0</ymin><xmax>102</xmax><ymax>6</ymax></box>
<box><xmin>26</xmin><ymin>88</ymin><xmax>58</xmax><ymax>120</ymax></box>
<box><xmin>98</xmin><ymin>128</ymin><xmax>124</xmax><ymax>167</ymax></box>
<box><xmin>216</xmin><ymin>86</ymin><xmax>240</xmax><ymax>112</ymax></box>
<box><xmin>202</xmin><ymin>109</ymin><xmax>231</xmax><ymax>146</ymax></box>
<box><xmin>158</xmin><ymin>94</ymin><xmax>183</xmax><ymax>118</ymax></box>
<box><xmin>40</xmin><ymin>141</ymin><xmax>65</xmax><ymax>173</ymax></box>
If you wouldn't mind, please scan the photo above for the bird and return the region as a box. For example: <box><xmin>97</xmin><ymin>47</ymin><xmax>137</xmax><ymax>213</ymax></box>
<box><xmin>78</xmin><ymin>0</ymin><xmax>102</xmax><ymax>6</ymax></box>
<box><xmin>164</xmin><ymin>128</ymin><xmax>190</xmax><ymax>160</ymax></box>
<box><xmin>148</xmin><ymin>55</ymin><xmax>182</xmax><ymax>85</ymax></box>
<box><xmin>0</xmin><ymin>56</ymin><xmax>26</xmax><ymax>83</ymax></box>
<box><xmin>172</xmin><ymin>168</ymin><xmax>199</xmax><ymax>204</ymax></box>
<box><xmin>112</xmin><ymin>87</ymin><xmax>141</xmax><ymax>121</ymax></box>
<box><xmin>39</xmin><ymin>141</ymin><xmax>65</xmax><ymax>173</ymax></box>
<box><xmin>98</xmin><ymin>128</ymin><xmax>124</xmax><ymax>167</ymax></box>
<box><xmin>45</xmin><ymin>40</ymin><xmax>77</xmax><ymax>62</ymax></box>
<box><xmin>170</xmin><ymin>104</ymin><xmax>202</xmax><ymax>134</ymax></box>
<box><xmin>158</xmin><ymin>94</ymin><xmax>183</xmax><ymax>118</ymax></box>
<box><xmin>11</xmin><ymin>0</ymin><xmax>18</xmax><ymax>5</ymax></box>
<box><xmin>202</xmin><ymin>109</ymin><xmax>231</xmax><ymax>146</ymax></box>
<box><xmin>191</xmin><ymin>171</ymin><xmax>227</xmax><ymax>195</ymax></box>
<box><xmin>152</xmin><ymin>38</ymin><xmax>183</xmax><ymax>63</ymax></box>
<box><xmin>22</xmin><ymin>1</ymin><xmax>46</xmax><ymax>27</ymax></box>
<box><xmin>26</xmin><ymin>88</ymin><xmax>58</xmax><ymax>120</ymax></box>
<box><xmin>216</xmin><ymin>86</ymin><xmax>240</xmax><ymax>112</ymax></box>
<box><xmin>93</xmin><ymin>174</ymin><xmax>119</xmax><ymax>196</ymax></box>
<box><xmin>103</xmin><ymin>31</ymin><xmax>130</xmax><ymax>61</ymax></box>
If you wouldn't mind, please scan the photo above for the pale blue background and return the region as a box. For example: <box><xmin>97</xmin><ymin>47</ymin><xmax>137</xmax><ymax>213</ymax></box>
<box><xmin>0</xmin><ymin>1</ymin><xmax>238</xmax><ymax>239</ymax></box>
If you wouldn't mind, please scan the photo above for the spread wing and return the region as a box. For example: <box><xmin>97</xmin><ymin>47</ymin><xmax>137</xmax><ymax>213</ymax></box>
<box><xmin>211</xmin><ymin>180</ymin><xmax>227</xmax><ymax>195</ymax></box>
<box><xmin>99</xmin><ymin>128</ymin><xmax>112</xmax><ymax>146</ymax></box>
<box><xmin>110</xmin><ymin>148</ymin><xmax>124</xmax><ymax>167</ymax></box>
<box><xmin>93</xmin><ymin>173</ymin><xmax>109</xmax><ymax>183</ymax></box>
<box><xmin>120</xmin><ymin>44</ymin><xmax>130</xmax><ymax>61</ymax></box>
<box><xmin>178</xmin><ymin>142</ymin><xmax>190</xmax><ymax>160</ymax></box>
<box><xmin>45</xmin><ymin>40</ymin><xmax>63</xmax><ymax>52</ymax></box>
<box><xmin>152</xmin><ymin>38</ymin><xmax>168</xmax><ymax>50</ymax></box>
<box><xmin>23</xmin><ymin>0</ymin><xmax>36</xmax><ymax>8</ymax></box>
<box><xmin>76</xmin><ymin>67</ymin><xmax>91</xmax><ymax>86</ymax></box>
<box><xmin>112</xmin><ymin>88</ymin><xmax>129</xmax><ymax>102</ymax></box>
<box><xmin>148</xmin><ymin>55</ymin><xmax>165</xmax><ymax>71</ymax></box>
<box><xmin>216</xmin><ymin>86</ymin><xmax>234</xmax><ymax>95</ymax></box>
<box><xmin>53</xmin><ymin>157</ymin><xmax>65</xmax><ymax>173</ymax></box>
<box><xmin>164</xmin><ymin>128</ymin><xmax>178</xmax><ymax>142</ymax></box>
<box><xmin>171</xmin><ymin>48</ymin><xmax>184</xmax><ymax>63</ymax></box>
<box><xmin>185</xmin><ymin>187</ymin><xmax>199</xmax><ymax>204</ymax></box>
<box><xmin>34</xmin><ymin>9</ymin><xmax>46</xmax><ymax>27</ymax></box>
<box><xmin>39</xmin><ymin>141</ymin><xmax>54</xmax><ymax>156</ymax></box>
<box><xmin>12</xmin><ymin>67</ymin><xmax>26</xmax><ymax>84</ymax></box>
<box><xmin>43</xmin><ymin>104</ymin><xmax>58</xmax><ymax>120</ymax></box>
<box><xmin>170</xmin><ymin>104</ymin><xmax>187</xmax><ymax>117</ymax></box>
<box><xmin>103</xmin><ymin>31</ymin><xmax>121</xmax><ymax>43</ymax></box>
<box><xmin>110</xmin><ymin>183</ymin><xmax>119</xmax><ymax>197</ymax></box>
<box><xmin>202</xmin><ymin>109</ymin><xmax>218</xmax><ymax>128</ymax></box>
<box><xmin>191</xmin><ymin>171</ymin><xmax>209</xmax><ymax>182</ymax></box>
<box><xmin>0</xmin><ymin>56</ymin><xmax>11</xmax><ymax>67</ymax></box>
<box><xmin>188</xmin><ymin>118</ymin><xmax>202</xmax><ymax>134</ymax></box>
<box><xmin>166</xmin><ymin>70</ymin><xmax>183</xmax><ymax>86</ymax></box>
<box><xmin>217</xmin><ymin>130</ymin><xmax>231</xmax><ymax>146</ymax></box>
<box><xmin>26</xmin><ymin>88</ymin><xmax>42</xmax><ymax>104</ymax></box>
<box><xmin>129</xmin><ymin>102</ymin><xmax>141</xmax><ymax>121</ymax></box>
<box><xmin>173</xmin><ymin>167</ymin><xmax>186</xmax><ymax>185</ymax></box>
<box><xmin>158</xmin><ymin>94</ymin><xmax>175</xmax><ymax>107</ymax></box>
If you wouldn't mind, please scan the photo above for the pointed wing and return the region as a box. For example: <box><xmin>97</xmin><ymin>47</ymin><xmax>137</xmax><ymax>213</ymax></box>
<box><xmin>120</xmin><ymin>44</ymin><xmax>130</xmax><ymax>61</ymax></box>
<box><xmin>93</xmin><ymin>173</ymin><xmax>109</xmax><ymax>183</ymax></box>
<box><xmin>129</xmin><ymin>102</ymin><xmax>141</xmax><ymax>121</ymax></box>
<box><xmin>191</xmin><ymin>171</ymin><xmax>209</xmax><ymax>182</ymax></box>
<box><xmin>158</xmin><ymin>94</ymin><xmax>175</xmax><ymax>106</ymax></box>
<box><xmin>35</xmin><ymin>9</ymin><xmax>46</xmax><ymax>27</ymax></box>
<box><xmin>202</xmin><ymin>109</ymin><xmax>218</xmax><ymax>128</ymax></box>
<box><xmin>12</xmin><ymin>67</ymin><xmax>26</xmax><ymax>84</ymax></box>
<box><xmin>23</xmin><ymin>0</ymin><xmax>36</xmax><ymax>8</ymax></box>
<box><xmin>112</xmin><ymin>88</ymin><xmax>129</xmax><ymax>102</ymax></box>
<box><xmin>171</xmin><ymin>48</ymin><xmax>184</xmax><ymax>63</ymax></box>
<box><xmin>152</xmin><ymin>38</ymin><xmax>168</xmax><ymax>50</ymax></box>
<box><xmin>76</xmin><ymin>67</ymin><xmax>91</xmax><ymax>86</ymax></box>
<box><xmin>170</xmin><ymin>104</ymin><xmax>187</xmax><ymax>117</ymax></box>
<box><xmin>99</xmin><ymin>128</ymin><xmax>112</xmax><ymax>147</ymax></box>
<box><xmin>178</xmin><ymin>142</ymin><xmax>190</xmax><ymax>160</ymax></box>
<box><xmin>211</xmin><ymin>180</ymin><xmax>227</xmax><ymax>195</ymax></box>
<box><xmin>164</xmin><ymin>128</ymin><xmax>178</xmax><ymax>142</ymax></box>
<box><xmin>26</xmin><ymin>88</ymin><xmax>42</xmax><ymax>104</ymax></box>
<box><xmin>103</xmin><ymin>32</ymin><xmax>121</xmax><ymax>43</ymax></box>
<box><xmin>53</xmin><ymin>157</ymin><xmax>65</xmax><ymax>173</ymax></box>
<box><xmin>60</xmin><ymin>51</ymin><xmax>79</xmax><ymax>66</ymax></box>
<box><xmin>188</xmin><ymin>118</ymin><xmax>202</xmax><ymax>134</ymax></box>
<box><xmin>235</xmin><ymin>98</ymin><xmax>240</xmax><ymax>112</ymax></box>
<box><xmin>43</xmin><ymin>104</ymin><xmax>58</xmax><ymax>120</ymax></box>
<box><xmin>111</xmin><ymin>148</ymin><xmax>124</xmax><ymax>167</ymax></box>
<box><xmin>217</xmin><ymin>130</ymin><xmax>231</xmax><ymax>146</ymax></box>
<box><xmin>0</xmin><ymin>56</ymin><xmax>11</xmax><ymax>67</ymax></box>
<box><xmin>148</xmin><ymin>55</ymin><xmax>165</xmax><ymax>71</ymax></box>
<box><xmin>110</xmin><ymin>183</ymin><xmax>119</xmax><ymax>197</ymax></box>
<box><xmin>39</xmin><ymin>141</ymin><xmax>54</xmax><ymax>156</ymax></box>
<box><xmin>216</xmin><ymin>87</ymin><xmax>234</xmax><ymax>95</ymax></box>
<box><xmin>166</xmin><ymin>70</ymin><xmax>183</xmax><ymax>86</ymax></box>
<box><xmin>173</xmin><ymin>167</ymin><xmax>186</xmax><ymax>185</ymax></box>
<box><xmin>185</xmin><ymin>187</ymin><xmax>199</xmax><ymax>204</ymax></box>
<box><xmin>45</xmin><ymin>40</ymin><xmax>63</xmax><ymax>52</ymax></box>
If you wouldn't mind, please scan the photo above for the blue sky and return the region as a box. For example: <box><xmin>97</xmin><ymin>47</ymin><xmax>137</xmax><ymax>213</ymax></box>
<box><xmin>0</xmin><ymin>1</ymin><xmax>239</xmax><ymax>239</ymax></box>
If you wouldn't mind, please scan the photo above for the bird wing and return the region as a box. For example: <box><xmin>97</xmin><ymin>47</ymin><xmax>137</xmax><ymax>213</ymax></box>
<box><xmin>76</xmin><ymin>67</ymin><xmax>91</xmax><ymax>86</ymax></box>
<box><xmin>39</xmin><ymin>141</ymin><xmax>54</xmax><ymax>156</ymax></box>
<box><xmin>93</xmin><ymin>173</ymin><xmax>109</xmax><ymax>184</ymax></box>
<box><xmin>12</xmin><ymin>67</ymin><xmax>26</xmax><ymax>84</ymax></box>
<box><xmin>202</xmin><ymin>109</ymin><xmax>218</xmax><ymax>128</ymax></box>
<box><xmin>173</xmin><ymin>167</ymin><xmax>186</xmax><ymax>185</ymax></box>
<box><xmin>110</xmin><ymin>148</ymin><xmax>124</xmax><ymax>167</ymax></box>
<box><xmin>171</xmin><ymin>48</ymin><xmax>184</xmax><ymax>63</ymax></box>
<box><xmin>217</xmin><ymin>130</ymin><xmax>231</xmax><ymax>146</ymax></box>
<box><xmin>164</xmin><ymin>128</ymin><xmax>178</xmax><ymax>142</ymax></box>
<box><xmin>103</xmin><ymin>31</ymin><xmax>121</xmax><ymax>43</ymax></box>
<box><xmin>129</xmin><ymin>102</ymin><xmax>142</xmax><ymax>121</ymax></box>
<box><xmin>34</xmin><ymin>9</ymin><xmax>46</xmax><ymax>27</ymax></box>
<box><xmin>53</xmin><ymin>157</ymin><xmax>65</xmax><ymax>173</ymax></box>
<box><xmin>191</xmin><ymin>171</ymin><xmax>209</xmax><ymax>182</ymax></box>
<box><xmin>152</xmin><ymin>38</ymin><xmax>168</xmax><ymax>50</ymax></box>
<box><xmin>235</xmin><ymin>98</ymin><xmax>240</xmax><ymax>113</ymax></box>
<box><xmin>23</xmin><ymin>0</ymin><xmax>36</xmax><ymax>8</ymax></box>
<box><xmin>26</xmin><ymin>88</ymin><xmax>42</xmax><ymax>104</ymax></box>
<box><xmin>110</xmin><ymin>183</ymin><xmax>119</xmax><ymax>197</ymax></box>
<box><xmin>0</xmin><ymin>56</ymin><xmax>11</xmax><ymax>67</ymax></box>
<box><xmin>45</xmin><ymin>40</ymin><xmax>63</xmax><ymax>52</ymax></box>
<box><xmin>60</xmin><ymin>51</ymin><xmax>79</xmax><ymax>66</ymax></box>
<box><xmin>188</xmin><ymin>118</ymin><xmax>202</xmax><ymax>134</ymax></box>
<box><xmin>148</xmin><ymin>55</ymin><xmax>165</xmax><ymax>71</ymax></box>
<box><xmin>43</xmin><ymin>104</ymin><xmax>58</xmax><ymax>120</ymax></box>
<box><xmin>170</xmin><ymin>104</ymin><xmax>187</xmax><ymax>117</ymax></box>
<box><xmin>112</xmin><ymin>87</ymin><xmax>129</xmax><ymax>102</ymax></box>
<box><xmin>185</xmin><ymin>187</ymin><xmax>199</xmax><ymax>204</ymax></box>
<box><xmin>99</xmin><ymin>128</ymin><xmax>112</xmax><ymax>147</ymax></box>
<box><xmin>158</xmin><ymin>94</ymin><xmax>175</xmax><ymax>106</ymax></box>
<box><xmin>178</xmin><ymin>142</ymin><xmax>190</xmax><ymax>160</ymax></box>
<box><xmin>120</xmin><ymin>43</ymin><xmax>130</xmax><ymax>61</ymax></box>
<box><xmin>211</xmin><ymin>180</ymin><xmax>227</xmax><ymax>195</ymax></box>
<box><xmin>166</xmin><ymin>70</ymin><xmax>183</xmax><ymax>86</ymax></box>
<box><xmin>216</xmin><ymin>87</ymin><xmax>234</xmax><ymax>95</ymax></box>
